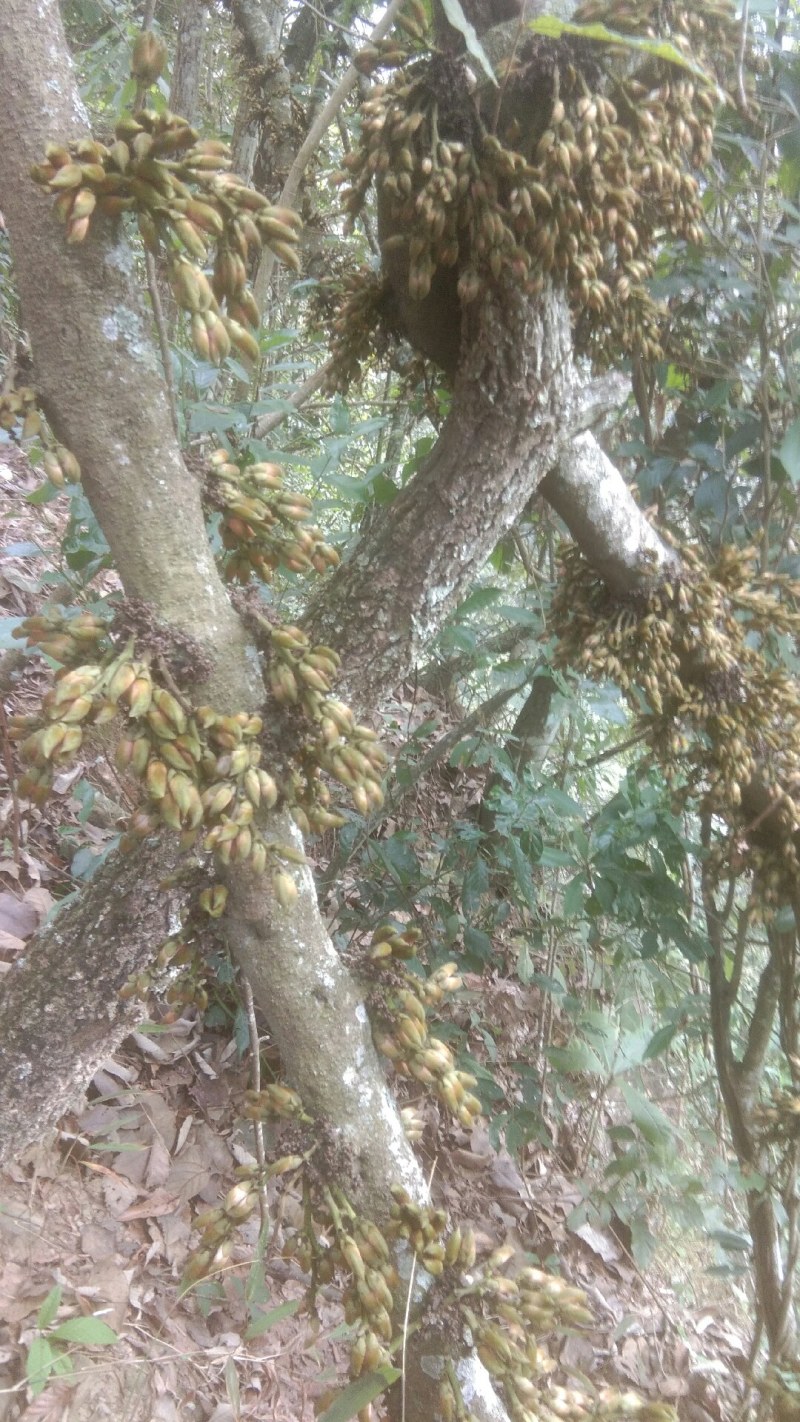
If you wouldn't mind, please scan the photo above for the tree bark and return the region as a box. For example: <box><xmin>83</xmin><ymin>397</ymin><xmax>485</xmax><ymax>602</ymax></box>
<box><xmin>169</xmin><ymin>0</ymin><xmax>207</xmax><ymax>125</ymax></box>
<box><xmin>478</xmin><ymin>669</ymin><xmax>559</xmax><ymax>835</ymax></box>
<box><xmin>0</xmin><ymin>836</ymin><xmax>188</xmax><ymax>1162</ymax></box>
<box><xmin>230</xmin><ymin>0</ymin><xmax>294</xmax><ymax>195</ymax></box>
<box><xmin>0</xmin><ymin>0</ymin><xmax>256</xmax><ymax>712</ymax></box>
<box><xmin>308</xmin><ymin>281</ymin><xmax>577</xmax><ymax>709</ymax></box>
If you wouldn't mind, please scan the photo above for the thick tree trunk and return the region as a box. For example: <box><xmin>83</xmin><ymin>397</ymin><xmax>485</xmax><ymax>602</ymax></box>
<box><xmin>230</xmin><ymin>0</ymin><xmax>294</xmax><ymax>194</ymax></box>
<box><xmin>0</xmin><ymin>0</ymin><xmax>433</xmax><ymax>1214</ymax></box>
<box><xmin>169</xmin><ymin>0</ymin><xmax>208</xmax><ymax>126</ymax></box>
<box><xmin>0</xmin><ymin>0</ymin><xmax>255</xmax><ymax>711</ymax></box>
<box><xmin>0</xmin><ymin>836</ymin><xmax>188</xmax><ymax>1162</ymax></box>
<box><xmin>308</xmin><ymin>281</ymin><xmax>577</xmax><ymax>709</ymax></box>
<box><xmin>225</xmin><ymin>815</ymin><xmax>426</xmax><ymax>1214</ymax></box>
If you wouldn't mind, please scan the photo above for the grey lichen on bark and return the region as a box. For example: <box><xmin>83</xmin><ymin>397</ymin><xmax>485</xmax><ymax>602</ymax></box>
<box><xmin>224</xmin><ymin>814</ymin><xmax>427</xmax><ymax>1217</ymax></box>
<box><xmin>542</xmin><ymin>431</ymin><xmax>681</xmax><ymax>595</ymax></box>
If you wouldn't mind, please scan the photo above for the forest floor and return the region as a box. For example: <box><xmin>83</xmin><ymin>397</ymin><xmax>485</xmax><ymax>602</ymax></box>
<box><xmin>0</xmin><ymin>443</ymin><xmax>747</xmax><ymax>1421</ymax></box>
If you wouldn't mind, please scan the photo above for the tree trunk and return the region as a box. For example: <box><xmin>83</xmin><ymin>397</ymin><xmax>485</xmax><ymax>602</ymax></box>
<box><xmin>230</xmin><ymin>0</ymin><xmax>294</xmax><ymax>194</ymax></box>
<box><xmin>169</xmin><ymin>0</ymin><xmax>207</xmax><ymax>126</ymax></box>
<box><xmin>308</xmin><ymin>281</ymin><xmax>577</xmax><ymax>709</ymax></box>
<box><xmin>478</xmin><ymin>670</ymin><xmax>559</xmax><ymax>835</ymax></box>
<box><xmin>0</xmin><ymin>836</ymin><xmax>189</xmax><ymax>1162</ymax></box>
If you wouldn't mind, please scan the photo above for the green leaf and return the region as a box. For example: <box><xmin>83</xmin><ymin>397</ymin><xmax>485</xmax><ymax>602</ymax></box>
<box><xmin>456</xmin><ymin>586</ymin><xmax>502</xmax><ymax>616</ymax></box>
<box><xmin>188</xmin><ymin>404</ymin><xmax>248</xmax><ymax>435</ymax></box>
<box><xmin>562</xmin><ymin>872</ymin><xmax>586</xmax><ymax>918</ymax></box>
<box><xmin>225</xmin><ymin>1356</ymin><xmax>240</xmax><ymax>1412</ymax></box>
<box><xmin>643</xmin><ymin>1023</ymin><xmax>677</xmax><ymax>1060</ymax></box>
<box><xmin>244</xmin><ymin>1299</ymin><xmax>300</xmax><ymax>1340</ymax></box>
<box><xmin>527</xmin><ymin>14</ymin><xmax>712</xmax><ymax>77</ymax></box>
<box><xmin>462</xmin><ymin>855</ymin><xmax>489</xmax><ymax>915</ymax></box>
<box><xmin>710</xmin><ymin>1228</ymin><xmax>751</xmax><ymax>1252</ymax></box>
<box><xmin>629</xmin><ymin>1214</ymin><xmax>657</xmax><ymax>1270</ymax></box>
<box><xmin>547</xmin><ymin>1040</ymin><xmax>604</xmax><ymax>1076</ymax></box>
<box><xmin>37</xmin><ymin>1285</ymin><xmax>63</xmax><ymax>1330</ymax></box>
<box><xmin>51</xmin><ymin>1316</ymin><xmax>118</xmax><ymax>1345</ymax></box>
<box><xmin>620</xmin><ymin>1082</ymin><xmax>673</xmax><ymax>1150</ymax></box>
<box><xmin>516</xmin><ymin>938</ymin><xmax>534</xmax><ymax>983</ymax></box>
<box><xmin>463</xmin><ymin>924</ymin><xmax>493</xmax><ymax>966</ymax></box>
<box><xmin>779</xmin><ymin>418</ymin><xmax>800</xmax><ymax>484</ymax></box>
<box><xmin>440</xmin><ymin>0</ymin><xmax>496</xmax><ymax>84</ymax></box>
<box><xmin>27</xmin><ymin>481</ymin><xmax>62</xmax><ymax>505</ymax></box>
<box><xmin>50</xmin><ymin>1351</ymin><xmax>75</xmax><ymax>1379</ymax></box>
<box><xmin>26</xmin><ymin>1337</ymin><xmax>57</xmax><ymax>1396</ymax></box>
<box><xmin>318</xmin><ymin>1368</ymin><xmax>401</xmax><ymax>1422</ymax></box>
<box><xmin>504</xmin><ymin>836</ymin><xmax>538</xmax><ymax>912</ymax></box>
<box><xmin>538</xmin><ymin>845</ymin><xmax>578</xmax><ymax>868</ymax></box>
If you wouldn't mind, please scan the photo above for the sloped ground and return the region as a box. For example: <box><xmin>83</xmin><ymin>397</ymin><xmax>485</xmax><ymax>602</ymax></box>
<box><xmin>0</xmin><ymin>445</ymin><xmax>747</xmax><ymax>1421</ymax></box>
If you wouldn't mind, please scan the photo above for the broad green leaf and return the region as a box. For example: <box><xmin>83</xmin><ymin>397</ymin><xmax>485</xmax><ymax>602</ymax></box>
<box><xmin>457</xmin><ymin>586</ymin><xmax>502</xmax><ymax>615</ymax></box>
<box><xmin>505</xmin><ymin>837</ymin><xmax>539</xmax><ymax>912</ymax></box>
<box><xmin>629</xmin><ymin>1214</ymin><xmax>657</xmax><ymax>1269</ymax></box>
<box><xmin>643</xmin><ymin>1024</ymin><xmax>678</xmax><ymax>1059</ymax></box>
<box><xmin>51</xmin><ymin>1316</ymin><xmax>118</xmax><ymax>1345</ymax></box>
<box><xmin>318</xmin><ymin>1367</ymin><xmax>401</xmax><ymax>1422</ymax></box>
<box><xmin>188</xmin><ymin>404</ymin><xmax>248</xmax><ymax>435</ymax></box>
<box><xmin>710</xmin><ymin>1228</ymin><xmax>751</xmax><ymax>1252</ymax></box>
<box><xmin>562</xmin><ymin>872</ymin><xmax>586</xmax><ymax>918</ymax></box>
<box><xmin>539</xmin><ymin>787</ymin><xmax>583</xmax><ymax>817</ymax></box>
<box><xmin>516</xmin><ymin>938</ymin><xmax>534</xmax><ymax>983</ymax></box>
<box><xmin>547</xmin><ymin>1041</ymin><xmax>605</xmax><ymax>1076</ymax></box>
<box><xmin>527</xmin><ymin>14</ymin><xmax>713</xmax><ymax>77</ymax></box>
<box><xmin>244</xmin><ymin>1299</ymin><xmax>300</xmax><ymax>1340</ymax></box>
<box><xmin>50</xmin><ymin>1352</ymin><xmax>75</xmax><ymax>1379</ymax></box>
<box><xmin>462</xmin><ymin>855</ymin><xmax>489</xmax><ymax>915</ymax></box>
<box><xmin>37</xmin><ymin>1286</ymin><xmax>62</xmax><ymax>1330</ymax></box>
<box><xmin>463</xmin><ymin>924</ymin><xmax>493</xmax><ymax>965</ymax></box>
<box><xmin>539</xmin><ymin>845</ymin><xmax>579</xmax><ymax>868</ymax></box>
<box><xmin>26</xmin><ymin>1337</ymin><xmax>56</xmax><ymax>1396</ymax></box>
<box><xmin>2</xmin><ymin>541</ymin><xmax>43</xmax><ymax>557</ymax></box>
<box><xmin>620</xmin><ymin>1082</ymin><xmax>673</xmax><ymax>1150</ymax></box>
<box><xmin>779</xmin><ymin>419</ymin><xmax>800</xmax><ymax>484</ymax></box>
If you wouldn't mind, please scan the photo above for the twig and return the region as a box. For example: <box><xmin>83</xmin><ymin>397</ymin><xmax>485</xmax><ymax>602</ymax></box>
<box><xmin>145</xmin><ymin>251</ymin><xmax>179</xmax><ymax>440</ymax></box>
<box><xmin>736</xmin><ymin>0</ymin><xmax>750</xmax><ymax>115</ymax></box>
<box><xmin>253</xmin><ymin>358</ymin><xmax>334</xmax><ymax>438</ymax></box>
<box><xmin>295</xmin><ymin>0</ymin><xmax>365</xmax><ymax>43</ymax></box>
<box><xmin>253</xmin><ymin>0</ymin><xmax>407</xmax><ymax>307</ymax></box>
<box><xmin>0</xmin><ymin>701</ymin><xmax>21</xmax><ymax>865</ymax></box>
<box><xmin>242</xmin><ymin>974</ymin><xmax>270</xmax><ymax>1229</ymax></box>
